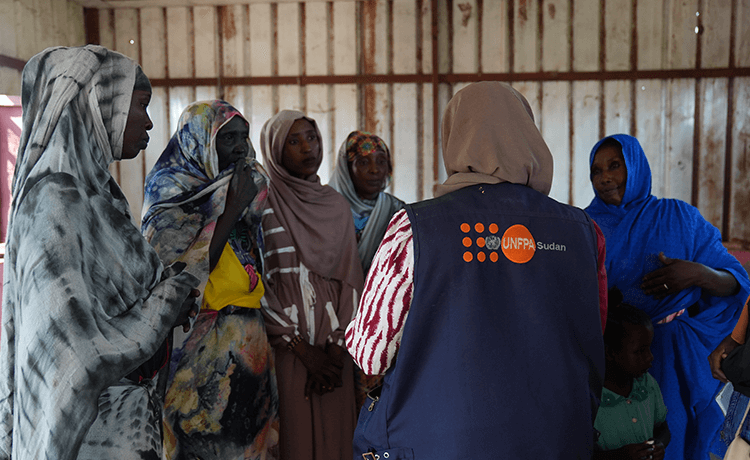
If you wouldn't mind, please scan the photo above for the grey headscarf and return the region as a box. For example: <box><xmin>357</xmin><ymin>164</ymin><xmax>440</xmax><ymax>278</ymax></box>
<box><xmin>0</xmin><ymin>45</ymin><xmax>198</xmax><ymax>460</ymax></box>
<box><xmin>328</xmin><ymin>131</ymin><xmax>405</xmax><ymax>274</ymax></box>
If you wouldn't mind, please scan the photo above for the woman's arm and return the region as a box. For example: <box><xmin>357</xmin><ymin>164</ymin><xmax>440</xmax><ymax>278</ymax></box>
<box><xmin>653</xmin><ymin>421</ymin><xmax>670</xmax><ymax>448</ymax></box>
<box><xmin>208</xmin><ymin>162</ymin><xmax>258</xmax><ymax>271</ymax></box>
<box><xmin>345</xmin><ymin>210</ymin><xmax>414</xmax><ymax>375</ymax></box>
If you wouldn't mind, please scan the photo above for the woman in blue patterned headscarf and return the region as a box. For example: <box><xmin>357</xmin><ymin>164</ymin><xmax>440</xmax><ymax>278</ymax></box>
<box><xmin>585</xmin><ymin>134</ymin><xmax>750</xmax><ymax>460</ymax></box>
<box><xmin>142</xmin><ymin>100</ymin><xmax>279</xmax><ymax>459</ymax></box>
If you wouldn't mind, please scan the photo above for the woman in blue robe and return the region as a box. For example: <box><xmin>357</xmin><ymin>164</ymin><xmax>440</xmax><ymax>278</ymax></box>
<box><xmin>585</xmin><ymin>134</ymin><xmax>750</xmax><ymax>460</ymax></box>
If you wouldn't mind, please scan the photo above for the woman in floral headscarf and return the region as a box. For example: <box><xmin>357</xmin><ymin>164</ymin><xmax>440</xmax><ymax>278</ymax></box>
<box><xmin>329</xmin><ymin>131</ymin><xmax>405</xmax><ymax>276</ymax></box>
<box><xmin>328</xmin><ymin>131</ymin><xmax>404</xmax><ymax>409</ymax></box>
<box><xmin>142</xmin><ymin>100</ymin><xmax>279</xmax><ymax>459</ymax></box>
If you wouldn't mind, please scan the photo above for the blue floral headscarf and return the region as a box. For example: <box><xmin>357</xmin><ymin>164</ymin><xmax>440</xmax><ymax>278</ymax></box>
<box><xmin>141</xmin><ymin>100</ymin><xmax>268</xmax><ymax>279</ymax></box>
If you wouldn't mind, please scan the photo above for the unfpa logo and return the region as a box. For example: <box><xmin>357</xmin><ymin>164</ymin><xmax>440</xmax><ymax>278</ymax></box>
<box><xmin>461</xmin><ymin>222</ymin><xmax>536</xmax><ymax>264</ymax></box>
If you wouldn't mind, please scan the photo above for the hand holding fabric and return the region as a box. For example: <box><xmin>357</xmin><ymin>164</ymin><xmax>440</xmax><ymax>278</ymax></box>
<box><xmin>225</xmin><ymin>160</ymin><xmax>260</xmax><ymax>219</ymax></box>
<box><xmin>173</xmin><ymin>288</ymin><xmax>200</xmax><ymax>332</ymax></box>
<box><xmin>641</xmin><ymin>252</ymin><xmax>703</xmax><ymax>299</ymax></box>
<box><xmin>642</xmin><ymin>252</ymin><xmax>740</xmax><ymax>299</ymax></box>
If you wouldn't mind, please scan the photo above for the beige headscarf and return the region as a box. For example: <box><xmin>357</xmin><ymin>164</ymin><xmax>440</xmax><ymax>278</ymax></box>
<box><xmin>435</xmin><ymin>81</ymin><xmax>554</xmax><ymax>198</ymax></box>
<box><xmin>260</xmin><ymin>110</ymin><xmax>363</xmax><ymax>288</ymax></box>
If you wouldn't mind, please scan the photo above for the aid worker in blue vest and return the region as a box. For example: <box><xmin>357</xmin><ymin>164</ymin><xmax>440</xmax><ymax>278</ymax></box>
<box><xmin>346</xmin><ymin>81</ymin><xmax>608</xmax><ymax>459</ymax></box>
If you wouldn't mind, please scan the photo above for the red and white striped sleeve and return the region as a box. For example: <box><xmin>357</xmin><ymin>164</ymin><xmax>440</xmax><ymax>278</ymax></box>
<box><xmin>345</xmin><ymin>209</ymin><xmax>414</xmax><ymax>376</ymax></box>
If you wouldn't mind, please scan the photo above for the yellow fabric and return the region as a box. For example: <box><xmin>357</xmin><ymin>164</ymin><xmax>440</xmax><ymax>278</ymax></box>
<box><xmin>202</xmin><ymin>242</ymin><xmax>264</xmax><ymax>310</ymax></box>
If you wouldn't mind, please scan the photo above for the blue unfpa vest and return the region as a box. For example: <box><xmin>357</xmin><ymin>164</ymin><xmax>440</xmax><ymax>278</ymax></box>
<box><xmin>353</xmin><ymin>183</ymin><xmax>605</xmax><ymax>460</ymax></box>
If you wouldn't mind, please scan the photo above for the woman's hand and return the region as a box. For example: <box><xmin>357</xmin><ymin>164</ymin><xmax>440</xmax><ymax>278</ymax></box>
<box><xmin>619</xmin><ymin>441</ymin><xmax>659</xmax><ymax>460</ymax></box>
<box><xmin>641</xmin><ymin>252</ymin><xmax>739</xmax><ymax>299</ymax></box>
<box><xmin>641</xmin><ymin>252</ymin><xmax>703</xmax><ymax>299</ymax></box>
<box><xmin>224</xmin><ymin>161</ymin><xmax>259</xmax><ymax>218</ymax></box>
<box><xmin>649</xmin><ymin>440</ymin><xmax>666</xmax><ymax>460</ymax></box>
<box><xmin>174</xmin><ymin>288</ymin><xmax>200</xmax><ymax>332</ymax></box>
<box><xmin>325</xmin><ymin>343</ymin><xmax>346</xmax><ymax>388</ymax></box>
<box><xmin>709</xmin><ymin>334</ymin><xmax>741</xmax><ymax>382</ymax></box>
<box><xmin>291</xmin><ymin>341</ymin><xmax>343</xmax><ymax>399</ymax></box>
<box><xmin>208</xmin><ymin>161</ymin><xmax>260</xmax><ymax>271</ymax></box>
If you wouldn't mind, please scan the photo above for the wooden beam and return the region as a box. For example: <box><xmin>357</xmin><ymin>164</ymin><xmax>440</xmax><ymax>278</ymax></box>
<box><xmin>84</xmin><ymin>8</ymin><xmax>101</xmax><ymax>45</ymax></box>
<box><xmin>0</xmin><ymin>55</ymin><xmax>25</xmax><ymax>71</ymax></box>
<box><xmin>71</xmin><ymin>0</ymin><xmax>363</xmax><ymax>9</ymax></box>
<box><xmin>147</xmin><ymin>67</ymin><xmax>750</xmax><ymax>87</ymax></box>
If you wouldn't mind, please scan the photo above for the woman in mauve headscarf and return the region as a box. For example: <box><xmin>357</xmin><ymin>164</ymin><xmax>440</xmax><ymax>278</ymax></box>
<box><xmin>259</xmin><ymin>110</ymin><xmax>363</xmax><ymax>460</ymax></box>
<box><xmin>0</xmin><ymin>45</ymin><xmax>199</xmax><ymax>460</ymax></box>
<box><xmin>141</xmin><ymin>100</ymin><xmax>279</xmax><ymax>459</ymax></box>
<box><xmin>346</xmin><ymin>81</ymin><xmax>608</xmax><ymax>459</ymax></box>
<box><xmin>585</xmin><ymin>133</ymin><xmax>750</xmax><ymax>460</ymax></box>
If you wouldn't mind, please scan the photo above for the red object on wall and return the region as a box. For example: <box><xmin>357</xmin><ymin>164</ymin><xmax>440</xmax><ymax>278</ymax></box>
<box><xmin>0</xmin><ymin>95</ymin><xmax>21</xmax><ymax>326</ymax></box>
<box><xmin>1</xmin><ymin>96</ymin><xmax>21</xmax><ymax>240</ymax></box>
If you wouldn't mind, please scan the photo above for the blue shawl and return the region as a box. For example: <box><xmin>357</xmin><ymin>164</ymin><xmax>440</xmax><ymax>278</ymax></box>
<box><xmin>585</xmin><ymin>134</ymin><xmax>750</xmax><ymax>460</ymax></box>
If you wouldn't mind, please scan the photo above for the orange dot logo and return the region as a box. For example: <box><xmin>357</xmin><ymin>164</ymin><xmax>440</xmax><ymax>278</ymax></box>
<box><xmin>463</xmin><ymin>237</ymin><xmax>472</xmax><ymax>247</ymax></box>
<box><xmin>460</xmin><ymin>223</ymin><xmax>470</xmax><ymax>233</ymax></box>
<box><xmin>477</xmin><ymin>251</ymin><xmax>486</xmax><ymax>262</ymax></box>
<box><xmin>476</xmin><ymin>237</ymin><xmax>485</xmax><ymax>248</ymax></box>
<box><xmin>490</xmin><ymin>252</ymin><xmax>499</xmax><ymax>262</ymax></box>
<box><xmin>501</xmin><ymin>224</ymin><xmax>536</xmax><ymax>264</ymax></box>
<box><xmin>475</xmin><ymin>223</ymin><xmax>485</xmax><ymax>233</ymax></box>
<box><xmin>489</xmin><ymin>223</ymin><xmax>498</xmax><ymax>234</ymax></box>
<box><xmin>463</xmin><ymin>251</ymin><xmax>473</xmax><ymax>262</ymax></box>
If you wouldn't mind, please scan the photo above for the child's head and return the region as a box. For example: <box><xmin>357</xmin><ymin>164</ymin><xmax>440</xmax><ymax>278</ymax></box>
<box><xmin>604</xmin><ymin>302</ymin><xmax>654</xmax><ymax>379</ymax></box>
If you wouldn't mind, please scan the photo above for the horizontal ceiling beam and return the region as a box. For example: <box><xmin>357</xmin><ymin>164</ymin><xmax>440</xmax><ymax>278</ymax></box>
<box><xmin>3</xmin><ymin>52</ymin><xmax>747</xmax><ymax>85</ymax></box>
<box><xmin>70</xmin><ymin>0</ymin><xmax>361</xmax><ymax>8</ymax></box>
<box><xmin>149</xmin><ymin>67</ymin><xmax>750</xmax><ymax>87</ymax></box>
<box><xmin>0</xmin><ymin>54</ymin><xmax>26</xmax><ymax>72</ymax></box>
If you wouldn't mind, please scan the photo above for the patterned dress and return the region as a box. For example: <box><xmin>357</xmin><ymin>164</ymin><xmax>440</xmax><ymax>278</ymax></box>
<box><xmin>141</xmin><ymin>100</ymin><xmax>279</xmax><ymax>459</ymax></box>
<box><xmin>162</xmin><ymin>223</ymin><xmax>279</xmax><ymax>460</ymax></box>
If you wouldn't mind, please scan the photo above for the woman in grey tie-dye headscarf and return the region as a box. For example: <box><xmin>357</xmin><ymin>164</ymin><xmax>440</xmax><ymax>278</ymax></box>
<box><xmin>0</xmin><ymin>45</ymin><xmax>199</xmax><ymax>460</ymax></box>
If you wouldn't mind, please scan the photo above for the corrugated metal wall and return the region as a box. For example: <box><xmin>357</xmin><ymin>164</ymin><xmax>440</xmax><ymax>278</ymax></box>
<box><xmin>0</xmin><ymin>0</ymin><xmax>86</xmax><ymax>94</ymax></box>
<box><xmin>3</xmin><ymin>0</ymin><xmax>750</xmax><ymax>245</ymax></box>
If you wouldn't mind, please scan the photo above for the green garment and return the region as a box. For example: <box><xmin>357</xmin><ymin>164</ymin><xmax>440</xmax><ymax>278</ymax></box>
<box><xmin>595</xmin><ymin>373</ymin><xmax>668</xmax><ymax>450</ymax></box>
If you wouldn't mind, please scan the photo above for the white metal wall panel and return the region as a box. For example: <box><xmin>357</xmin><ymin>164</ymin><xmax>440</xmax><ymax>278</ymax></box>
<box><xmin>2</xmin><ymin>0</ymin><xmax>748</xmax><ymax>243</ymax></box>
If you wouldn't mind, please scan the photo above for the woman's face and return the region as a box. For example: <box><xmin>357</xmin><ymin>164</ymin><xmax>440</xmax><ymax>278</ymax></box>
<box><xmin>216</xmin><ymin>116</ymin><xmax>250</xmax><ymax>171</ymax></box>
<box><xmin>121</xmin><ymin>90</ymin><xmax>153</xmax><ymax>160</ymax></box>
<box><xmin>349</xmin><ymin>150</ymin><xmax>389</xmax><ymax>200</ymax></box>
<box><xmin>281</xmin><ymin>118</ymin><xmax>321</xmax><ymax>179</ymax></box>
<box><xmin>591</xmin><ymin>143</ymin><xmax>627</xmax><ymax>206</ymax></box>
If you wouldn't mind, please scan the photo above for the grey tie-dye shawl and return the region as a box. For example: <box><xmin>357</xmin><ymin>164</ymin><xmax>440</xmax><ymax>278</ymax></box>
<box><xmin>0</xmin><ymin>45</ymin><xmax>198</xmax><ymax>460</ymax></box>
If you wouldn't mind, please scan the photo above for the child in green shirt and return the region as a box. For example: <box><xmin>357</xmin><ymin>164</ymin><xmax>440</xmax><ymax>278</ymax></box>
<box><xmin>594</xmin><ymin>292</ymin><xmax>670</xmax><ymax>459</ymax></box>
